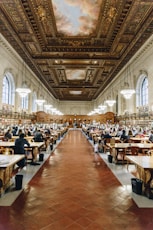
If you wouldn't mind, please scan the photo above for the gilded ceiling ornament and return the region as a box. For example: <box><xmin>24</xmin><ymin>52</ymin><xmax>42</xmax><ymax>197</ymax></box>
<box><xmin>37</xmin><ymin>5</ymin><xmax>46</xmax><ymax>21</ymax></box>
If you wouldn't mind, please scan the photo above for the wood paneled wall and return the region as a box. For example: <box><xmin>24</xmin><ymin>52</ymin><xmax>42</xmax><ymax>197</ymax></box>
<box><xmin>35</xmin><ymin>111</ymin><xmax>115</xmax><ymax>126</ymax></box>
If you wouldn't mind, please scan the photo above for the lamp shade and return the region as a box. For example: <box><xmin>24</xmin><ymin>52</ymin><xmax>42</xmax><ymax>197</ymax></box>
<box><xmin>105</xmin><ymin>100</ymin><xmax>116</xmax><ymax>106</ymax></box>
<box><xmin>16</xmin><ymin>62</ymin><xmax>31</xmax><ymax>97</ymax></box>
<box><xmin>44</xmin><ymin>104</ymin><xmax>52</xmax><ymax>109</ymax></box>
<box><xmin>120</xmin><ymin>89</ymin><xmax>135</xmax><ymax>99</ymax></box>
<box><xmin>35</xmin><ymin>99</ymin><xmax>45</xmax><ymax>106</ymax></box>
<box><xmin>98</xmin><ymin>105</ymin><xmax>107</xmax><ymax>110</ymax></box>
<box><xmin>16</xmin><ymin>87</ymin><xmax>31</xmax><ymax>97</ymax></box>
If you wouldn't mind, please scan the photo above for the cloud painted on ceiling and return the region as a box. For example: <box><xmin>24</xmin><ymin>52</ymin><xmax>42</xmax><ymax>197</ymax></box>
<box><xmin>52</xmin><ymin>0</ymin><xmax>102</xmax><ymax>36</ymax></box>
<box><xmin>66</xmin><ymin>69</ymin><xmax>85</xmax><ymax>80</ymax></box>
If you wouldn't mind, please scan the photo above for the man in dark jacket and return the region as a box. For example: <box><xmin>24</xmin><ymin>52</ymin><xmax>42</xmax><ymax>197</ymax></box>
<box><xmin>4</xmin><ymin>128</ymin><xmax>12</xmax><ymax>141</ymax></box>
<box><xmin>14</xmin><ymin>133</ymin><xmax>30</xmax><ymax>167</ymax></box>
<box><xmin>34</xmin><ymin>129</ymin><xmax>44</xmax><ymax>142</ymax></box>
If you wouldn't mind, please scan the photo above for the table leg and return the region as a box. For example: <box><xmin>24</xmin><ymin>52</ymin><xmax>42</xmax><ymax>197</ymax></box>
<box><xmin>144</xmin><ymin>169</ymin><xmax>153</xmax><ymax>199</ymax></box>
<box><xmin>30</xmin><ymin>147</ymin><xmax>40</xmax><ymax>165</ymax></box>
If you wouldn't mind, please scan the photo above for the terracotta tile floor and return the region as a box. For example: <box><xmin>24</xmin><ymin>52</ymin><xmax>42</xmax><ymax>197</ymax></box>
<box><xmin>1</xmin><ymin>130</ymin><xmax>153</xmax><ymax>230</ymax></box>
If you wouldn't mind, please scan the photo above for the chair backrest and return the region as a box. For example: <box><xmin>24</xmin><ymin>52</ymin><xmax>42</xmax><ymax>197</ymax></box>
<box><xmin>147</xmin><ymin>149</ymin><xmax>153</xmax><ymax>156</ymax></box>
<box><xmin>104</xmin><ymin>138</ymin><xmax>111</xmax><ymax>144</ymax></box>
<box><xmin>125</xmin><ymin>146</ymin><xmax>138</xmax><ymax>155</ymax></box>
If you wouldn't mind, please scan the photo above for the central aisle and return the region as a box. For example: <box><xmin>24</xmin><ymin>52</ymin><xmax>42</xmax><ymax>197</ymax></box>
<box><xmin>1</xmin><ymin>130</ymin><xmax>153</xmax><ymax>230</ymax></box>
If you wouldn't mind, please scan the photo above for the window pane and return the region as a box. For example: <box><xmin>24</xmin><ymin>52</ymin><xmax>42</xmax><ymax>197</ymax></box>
<box><xmin>2</xmin><ymin>76</ymin><xmax>9</xmax><ymax>104</ymax></box>
<box><xmin>141</xmin><ymin>77</ymin><xmax>148</xmax><ymax>106</ymax></box>
<box><xmin>23</xmin><ymin>95</ymin><xmax>28</xmax><ymax>109</ymax></box>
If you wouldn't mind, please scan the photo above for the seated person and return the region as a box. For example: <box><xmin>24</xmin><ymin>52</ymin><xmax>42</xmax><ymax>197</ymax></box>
<box><xmin>24</xmin><ymin>128</ymin><xmax>31</xmax><ymax>136</ymax></box>
<box><xmin>120</xmin><ymin>129</ymin><xmax>129</xmax><ymax>142</ymax></box>
<box><xmin>98</xmin><ymin>139</ymin><xmax>104</xmax><ymax>153</ymax></box>
<box><xmin>16</xmin><ymin>128</ymin><xmax>23</xmax><ymax>137</ymax></box>
<box><xmin>4</xmin><ymin>128</ymin><xmax>12</xmax><ymax>141</ymax></box>
<box><xmin>34</xmin><ymin>129</ymin><xmax>44</xmax><ymax>142</ymax></box>
<box><xmin>103</xmin><ymin>131</ymin><xmax>112</xmax><ymax>145</ymax></box>
<box><xmin>149</xmin><ymin>130</ymin><xmax>153</xmax><ymax>143</ymax></box>
<box><xmin>12</xmin><ymin>126</ymin><xmax>17</xmax><ymax>136</ymax></box>
<box><xmin>128</xmin><ymin>129</ymin><xmax>133</xmax><ymax>137</ymax></box>
<box><xmin>14</xmin><ymin>133</ymin><xmax>30</xmax><ymax>168</ymax></box>
<box><xmin>104</xmin><ymin>130</ymin><xmax>112</xmax><ymax>139</ymax></box>
<box><xmin>115</xmin><ymin>128</ymin><xmax>123</xmax><ymax>137</ymax></box>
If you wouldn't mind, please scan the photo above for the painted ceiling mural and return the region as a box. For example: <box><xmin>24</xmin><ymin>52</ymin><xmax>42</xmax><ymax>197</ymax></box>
<box><xmin>66</xmin><ymin>69</ymin><xmax>85</xmax><ymax>80</ymax></box>
<box><xmin>52</xmin><ymin>0</ymin><xmax>102</xmax><ymax>36</ymax></box>
<box><xmin>0</xmin><ymin>0</ymin><xmax>153</xmax><ymax>100</ymax></box>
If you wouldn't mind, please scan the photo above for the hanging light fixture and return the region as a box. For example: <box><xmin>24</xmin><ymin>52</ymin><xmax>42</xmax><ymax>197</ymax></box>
<box><xmin>105</xmin><ymin>100</ymin><xmax>116</xmax><ymax>106</ymax></box>
<box><xmin>35</xmin><ymin>99</ymin><xmax>45</xmax><ymax>106</ymax></box>
<box><xmin>44</xmin><ymin>104</ymin><xmax>52</xmax><ymax>112</ymax></box>
<box><xmin>16</xmin><ymin>86</ymin><xmax>31</xmax><ymax>98</ymax></box>
<box><xmin>105</xmin><ymin>85</ymin><xmax>116</xmax><ymax>106</ymax></box>
<box><xmin>120</xmin><ymin>82</ymin><xmax>135</xmax><ymax>99</ymax></box>
<box><xmin>120</xmin><ymin>64</ymin><xmax>135</xmax><ymax>99</ymax></box>
<box><xmin>98</xmin><ymin>105</ymin><xmax>107</xmax><ymax>110</ymax></box>
<box><xmin>44</xmin><ymin>104</ymin><xmax>52</xmax><ymax>110</ymax></box>
<box><xmin>16</xmin><ymin>62</ymin><xmax>31</xmax><ymax>97</ymax></box>
<box><xmin>36</xmin><ymin>80</ymin><xmax>45</xmax><ymax>106</ymax></box>
<box><xmin>50</xmin><ymin>107</ymin><xmax>57</xmax><ymax>115</ymax></box>
<box><xmin>94</xmin><ymin>108</ymin><xmax>101</xmax><ymax>114</ymax></box>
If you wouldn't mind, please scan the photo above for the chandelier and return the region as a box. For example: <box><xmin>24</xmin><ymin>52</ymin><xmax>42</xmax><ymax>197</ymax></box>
<box><xmin>16</xmin><ymin>62</ymin><xmax>31</xmax><ymax>97</ymax></box>
<box><xmin>120</xmin><ymin>88</ymin><xmax>135</xmax><ymax>99</ymax></box>
<box><xmin>120</xmin><ymin>64</ymin><xmax>135</xmax><ymax>99</ymax></box>
<box><xmin>35</xmin><ymin>80</ymin><xmax>46</xmax><ymax>106</ymax></box>
<box><xmin>35</xmin><ymin>99</ymin><xmax>45</xmax><ymax>106</ymax></box>
<box><xmin>44</xmin><ymin>104</ymin><xmax>52</xmax><ymax>110</ymax></box>
<box><xmin>16</xmin><ymin>86</ymin><xmax>31</xmax><ymax>98</ymax></box>
<box><xmin>98</xmin><ymin>105</ymin><xmax>107</xmax><ymax>110</ymax></box>
<box><xmin>105</xmin><ymin>100</ymin><xmax>116</xmax><ymax>107</ymax></box>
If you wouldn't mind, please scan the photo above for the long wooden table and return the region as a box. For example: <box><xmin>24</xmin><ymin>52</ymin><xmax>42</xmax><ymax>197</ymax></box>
<box><xmin>11</xmin><ymin>136</ymin><xmax>34</xmax><ymax>142</ymax></box>
<box><xmin>130</xmin><ymin>137</ymin><xmax>149</xmax><ymax>143</ymax></box>
<box><xmin>0</xmin><ymin>141</ymin><xmax>44</xmax><ymax>162</ymax></box>
<box><xmin>126</xmin><ymin>155</ymin><xmax>153</xmax><ymax>199</ymax></box>
<box><xmin>0</xmin><ymin>141</ymin><xmax>43</xmax><ymax>148</ymax></box>
<box><xmin>107</xmin><ymin>143</ymin><xmax>153</xmax><ymax>163</ymax></box>
<box><xmin>0</xmin><ymin>155</ymin><xmax>25</xmax><ymax>195</ymax></box>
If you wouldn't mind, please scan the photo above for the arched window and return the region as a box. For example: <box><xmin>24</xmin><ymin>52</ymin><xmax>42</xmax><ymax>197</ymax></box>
<box><xmin>141</xmin><ymin>77</ymin><xmax>148</xmax><ymax>106</ymax></box>
<box><xmin>136</xmin><ymin>72</ymin><xmax>148</xmax><ymax>108</ymax></box>
<box><xmin>32</xmin><ymin>92</ymin><xmax>37</xmax><ymax>112</ymax></box>
<box><xmin>2</xmin><ymin>76</ymin><xmax>9</xmax><ymax>104</ymax></box>
<box><xmin>2</xmin><ymin>72</ymin><xmax>15</xmax><ymax>105</ymax></box>
<box><xmin>21</xmin><ymin>95</ymin><xmax>28</xmax><ymax>110</ymax></box>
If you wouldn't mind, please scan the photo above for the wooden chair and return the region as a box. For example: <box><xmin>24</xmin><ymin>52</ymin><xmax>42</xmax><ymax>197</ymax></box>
<box><xmin>103</xmin><ymin>138</ymin><xmax>111</xmax><ymax>153</ymax></box>
<box><xmin>125</xmin><ymin>146</ymin><xmax>138</xmax><ymax>156</ymax></box>
<box><xmin>147</xmin><ymin>149</ymin><xmax>153</xmax><ymax>156</ymax></box>
<box><xmin>114</xmin><ymin>139</ymin><xmax>127</xmax><ymax>163</ymax></box>
<box><xmin>126</xmin><ymin>146</ymin><xmax>139</xmax><ymax>170</ymax></box>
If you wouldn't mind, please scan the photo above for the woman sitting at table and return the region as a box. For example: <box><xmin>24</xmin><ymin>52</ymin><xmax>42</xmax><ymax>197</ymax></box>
<box><xmin>120</xmin><ymin>129</ymin><xmax>129</xmax><ymax>142</ymax></box>
<box><xmin>14</xmin><ymin>133</ymin><xmax>30</xmax><ymax>168</ymax></box>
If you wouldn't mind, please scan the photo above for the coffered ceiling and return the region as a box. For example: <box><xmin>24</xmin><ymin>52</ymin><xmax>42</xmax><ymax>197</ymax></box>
<box><xmin>0</xmin><ymin>0</ymin><xmax>153</xmax><ymax>101</ymax></box>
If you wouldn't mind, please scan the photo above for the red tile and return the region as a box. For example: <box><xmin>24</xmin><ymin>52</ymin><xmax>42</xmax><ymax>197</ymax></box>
<box><xmin>0</xmin><ymin>130</ymin><xmax>153</xmax><ymax>229</ymax></box>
